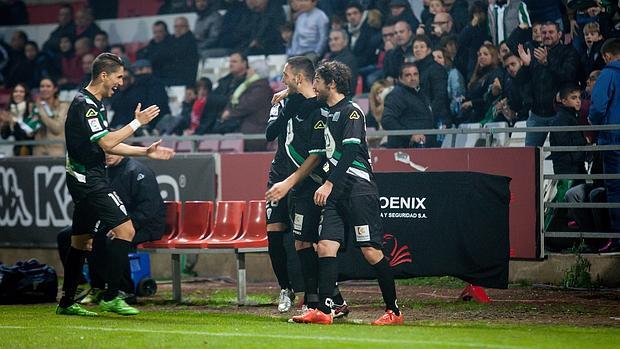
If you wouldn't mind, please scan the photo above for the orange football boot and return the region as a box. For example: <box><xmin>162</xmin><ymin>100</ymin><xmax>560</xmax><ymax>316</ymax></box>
<box><xmin>291</xmin><ymin>308</ymin><xmax>333</xmax><ymax>324</ymax></box>
<box><xmin>371</xmin><ymin>310</ymin><xmax>404</xmax><ymax>325</ymax></box>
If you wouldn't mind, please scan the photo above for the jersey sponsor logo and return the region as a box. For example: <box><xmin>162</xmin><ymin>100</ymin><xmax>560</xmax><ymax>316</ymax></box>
<box><xmin>314</xmin><ymin>120</ymin><xmax>326</xmax><ymax>129</ymax></box>
<box><xmin>85</xmin><ymin>108</ymin><xmax>98</xmax><ymax>118</ymax></box>
<box><xmin>88</xmin><ymin>118</ymin><xmax>103</xmax><ymax>132</ymax></box>
<box><xmin>349</xmin><ymin>110</ymin><xmax>360</xmax><ymax>120</ymax></box>
<box><xmin>355</xmin><ymin>225</ymin><xmax>370</xmax><ymax>242</ymax></box>
<box><xmin>137</xmin><ymin>173</ymin><xmax>145</xmax><ymax>181</ymax></box>
<box><xmin>293</xmin><ymin>213</ymin><xmax>304</xmax><ymax>231</ymax></box>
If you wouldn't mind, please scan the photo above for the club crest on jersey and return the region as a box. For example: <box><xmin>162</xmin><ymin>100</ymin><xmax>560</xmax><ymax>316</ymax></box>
<box><xmin>349</xmin><ymin>110</ymin><xmax>360</xmax><ymax>120</ymax></box>
<box><xmin>314</xmin><ymin>120</ymin><xmax>326</xmax><ymax>129</ymax></box>
<box><xmin>85</xmin><ymin>108</ymin><xmax>98</xmax><ymax>118</ymax></box>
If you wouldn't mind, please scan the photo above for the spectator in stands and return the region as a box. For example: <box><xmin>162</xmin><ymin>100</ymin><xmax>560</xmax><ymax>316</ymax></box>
<box><xmin>413</xmin><ymin>35</ymin><xmax>450</xmax><ymax>127</ymax></box>
<box><xmin>158</xmin><ymin>85</ymin><xmax>196</xmax><ymax>135</ymax></box>
<box><xmin>185</xmin><ymin>77</ymin><xmax>223</xmax><ymax>135</ymax></box>
<box><xmin>358</xmin><ymin>19</ymin><xmax>396</xmax><ymax>91</ymax></box>
<box><xmin>79</xmin><ymin>53</ymin><xmax>95</xmax><ymax>88</ymax></box>
<box><xmin>498</xmin><ymin>40</ymin><xmax>512</xmax><ymax>60</ymax></box>
<box><xmin>22</xmin><ymin>41</ymin><xmax>57</xmax><ymax>89</ymax></box>
<box><xmin>166</xmin><ymin>16</ymin><xmax>200</xmax><ymax>86</ymax></box>
<box><xmin>427</xmin><ymin>12</ymin><xmax>456</xmax><ymax>48</ymax></box>
<box><xmin>246</xmin><ymin>0</ymin><xmax>287</xmax><ymax>55</ymax></box>
<box><xmin>194</xmin><ymin>0</ymin><xmax>223</xmax><ymax>58</ymax></box>
<box><xmin>589</xmin><ymin>38</ymin><xmax>620</xmax><ymax>233</ymax></box>
<box><xmin>517</xmin><ymin>21</ymin><xmax>581</xmax><ymax>146</ymax></box>
<box><xmin>32</xmin><ymin>77</ymin><xmax>68</xmax><ymax>156</ymax></box>
<box><xmin>159</xmin><ymin>0</ymin><xmax>194</xmax><ymax>14</ymax></box>
<box><xmin>443</xmin><ymin>0</ymin><xmax>469</xmax><ymax>33</ymax></box>
<box><xmin>57</xmin><ymin>35</ymin><xmax>83</xmax><ymax>89</ymax></box>
<box><xmin>280</xmin><ymin>22</ymin><xmax>294</xmax><ymax>53</ymax></box>
<box><xmin>131</xmin><ymin>59</ymin><xmax>172</xmax><ymax>133</ymax></box>
<box><xmin>549</xmin><ymin>84</ymin><xmax>587</xmax><ymax>175</ymax></box>
<box><xmin>496</xmin><ymin>52</ymin><xmax>531</xmax><ymax>125</ymax></box>
<box><xmin>324</xmin><ymin>29</ymin><xmax>359</xmax><ymax>94</ymax></box>
<box><xmin>212</xmin><ymin>51</ymin><xmax>248</xmax><ymax>102</ymax></box>
<box><xmin>388</xmin><ymin>0</ymin><xmax>419</xmax><ymax>31</ymax></box>
<box><xmin>216</xmin><ymin>0</ymin><xmax>250</xmax><ymax>55</ymax></box>
<box><xmin>432</xmin><ymin>48</ymin><xmax>464</xmax><ymax>121</ymax></box>
<box><xmin>3</xmin><ymin>30</ymin><xmax>28</xmax><ymax>88</ymax></box>
<box><xmin>218</xmin><ymin>59</ymin><xmax>271</xmax><ymax>151</ymax></box>
<box><xmin>288</xmin><ymin>0</ymin><xmax>329</xmax><ymax>61</ymax></box>
<box><xmin>109</xmin><ymin>69</ymin><xmax>137</xmax><ymax>129</ymax></box>
<box><xmin>383</xmin><ymin>20</ymin><xmax>414</xmax><ymax>79</ymax></box>
<box><xmin>457</xmin><ymin>1</ymin><xmax>492</xmax><ymax>81</ymax></box>
<box><xmin>93</xmin><ymin>31</ymin><xmax>110</xmax><ymax>55</ymax></box>
<box><xmin>110</xmin><ymin>44</ymin><xmax>131</xmax><ymax>67</ymax></box>
<box><xmin>0</xmin><ymin>0</ymin><xmax>28</xmax><ymax>25</ymax></box>
<box><xmin>523</xmin><ymin>0</ymin><xmax>565</xmax><ymax>31</ymax></box>
<box><xmin>137</xmin><ymin>21</ymin><xmax>176</xmax><ymax>81</ymax></box>
<box><xmin>382</xmin><ymin>63</ymin><xmax>435</xmax><ymax>148</ymax></box>
<box><xmin>43</xmin><ymin>4</ymin><xmax>75</xmax><ymax>55</ymax></box>
<box><xmin>580</xmin><ymin>70</ymin><xmax>601</xmax><ymax>144</ymax></box>
<box><xmin>459</xmin><ymin>43</ymin><xmax>503</xmax><ymax>124</ymax></box>
<box><xmin>488</xmin><ymin>0</ymin><xmax>532</xmax><ymax>46</ymax></box>
<box><xmin>581</xmin><ymin>22</ymin><xmax>606</xmax><ymax>85</ymax></box>
<box><xmin>0</xmin><ymin>83</ymin><xmax>33</xmax><ymax>156</ymax></box>
<box><xmin>367</xmin><ymin>78</ymin><xmax>393</xmax><ymax>128</ymax></box>
<box><xmin>74</xmin><ymin>8</ymin><xmax>102</xmax><ymax>42</ymax></box>
<box><xmin>346</xmin><ymin>2</ymin><xmax>380</xmax><ymax>68</ymax></box>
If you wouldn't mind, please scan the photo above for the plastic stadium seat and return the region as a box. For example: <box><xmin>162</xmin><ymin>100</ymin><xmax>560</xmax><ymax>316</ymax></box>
<box><xmin>172</xmin><ymin>201</ymin><xmax>214</xmax><ymax>248</ymax></box>
<box><xmin>176</xmin><ymin>141</ymin><xmax>193</xmax><ymax>153</ymax></box>
<box><xmin>352</xmin><ymin>96</ymin><xmax>369</xmax><ymax>115</ymax></box>
<box><xmin>199</xmin><ymin>201</ymin><xmax>246</xmax><ymax>248</ymax></box>
<box><xmin>509</xmin><ymin>121</ymin><xmax>528</xmax><ymax>147</ymax></box>
<box><xmin>211</xmin><ymin>200</ymin><xmax>267</xmax><ymax>248</ymax></box>
<box><xmin>484</xmin><ymin>121</ymin><xmax>509</xmax><ymax>147</ymax></box>
<box><xmin>219</xmin><ymin>135</ymin><xmax>244</xmax><ymax>153</ymax></box>
<box><xmin>454</xmin><ymin>123</ymin><xmax>483</xmax><ymax>148</ymax></box>
<box><xmin>198</xmin><ymin>139</ymin><xmax>220</xmax><ymax>152</ymax></box>
<box><xmin>138</xmin><ymin>201</ymin><xmax>181</xmax><ymax>248</ymax></box>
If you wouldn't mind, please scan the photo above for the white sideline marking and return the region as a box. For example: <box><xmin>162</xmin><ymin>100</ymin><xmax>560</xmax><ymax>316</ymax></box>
<box><xmin>0</xmin><ymin>325</ymin><xmax>527</xmax><ymax>349</ymax></box>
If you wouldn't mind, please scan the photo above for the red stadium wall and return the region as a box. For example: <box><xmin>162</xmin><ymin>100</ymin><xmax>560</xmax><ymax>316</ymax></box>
<box><xmin>220</xmin><ymin>147</ymin><xmax>540</xmax><ymax>259</ymax></box>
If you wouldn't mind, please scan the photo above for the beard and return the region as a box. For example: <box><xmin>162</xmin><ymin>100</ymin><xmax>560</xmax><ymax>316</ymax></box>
<box><xmin>316</xmin><ymin>89</ymin><xmax>329</xmax><ymax>103</ymax></box>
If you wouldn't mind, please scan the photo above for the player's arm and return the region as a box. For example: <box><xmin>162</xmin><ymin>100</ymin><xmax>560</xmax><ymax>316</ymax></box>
<box><xmin>97</xmin><ymin>103</ymin><xmax>160</xmax><ymax>152</ymax></box>
<box><xmin>266</xmin><ymin>154</ymin><xmax>323</xmax><ymax>202</ymax></box>
<box><xmin>107</xmin><ymin>140</ymin><xmax>175</xmax><ymax>160</ymax></box>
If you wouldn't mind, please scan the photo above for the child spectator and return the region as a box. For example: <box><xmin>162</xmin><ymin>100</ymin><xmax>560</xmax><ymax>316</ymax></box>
<box><xmin>581</xmin><ymin>22</ymin><xmax>606</xmax><ymax>84</ymax></box>
<box><xmin>549</xmin><ymin>84</ymin><xmax>587</xmax><ymax>175</ymax></box>
<box><xmin>289</xmin><ymin>0</ymin><xmax>329</xmax><ymax>61</ymax></box>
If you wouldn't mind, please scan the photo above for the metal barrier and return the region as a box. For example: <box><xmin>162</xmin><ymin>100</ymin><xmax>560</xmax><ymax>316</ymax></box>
<box><xmin>2</xmin><ymin>124</ymin><xmax>619</xmax><ymax>244</ymax></box>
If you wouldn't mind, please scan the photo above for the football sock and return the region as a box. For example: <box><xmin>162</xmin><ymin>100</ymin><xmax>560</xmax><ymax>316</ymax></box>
<box><xmin>372</xmin><ymin>257</ymin><xmax>400</xmax><ymax>316</ymax></box>
<box><xmin>297</xmin><ymin>247</ymin><xmax>319</xmax><ymax>309</ymax></box>
<box><xmin>267</xmin><ymin>231</ymin><xmax>290</xmax><ymax>290</ymax></box>
<box><xmin>317</xmin><ymin>256</ymin><xmax>338</xmax><ymax>314</ymax></box>
<box><xmin>333</xmin><ymin>283</ymin><xmax>345</xmax><ymax>304</ymax></box>
<box><xmin>59</xmin><ymin>247</ymin><xmax>87</xmax><ymax>308</ymax></box>
<box><xmin>102</xmin><ymin>239</ymin><xmax>131</xmax><ymax>302</ymax></box>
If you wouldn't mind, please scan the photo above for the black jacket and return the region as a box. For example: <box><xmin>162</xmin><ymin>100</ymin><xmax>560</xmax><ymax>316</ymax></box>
<box><xmin>549</xmin><ymin>105</ymin><xmax>587</xmax><ymax>174</ymax></box>
<box><xmin>137</xmin><ymin>35</ymin><xmax>177</xmax><ymax>83</ymax></box>
<box><xmin>416</xmin><ymin>54</ymin><xmax>450</xmax><ymax>123</ymax></box>
<box><xmin>165</xmin><ymin>31</ymin><xmax>200</xmax><ymax>86</ymax></box>
<box><xmin>381</xmin><ymin>82</ymin><xmax>434</xmax><ymax>148</ymax></box>
<box><xmin>520</xmin><ymin>43</ymin><xmax>581</xmax><ymax>117</ymax></box>
<box><xmin>328</xmin><ymin>48</ymin><xmax>359</xmax><ymax>94</ymax></box>
<box><xmin>107</xmin><ymin>158</ymin><xmax>166</xmax><ymax>244</ymax></box>
<box><xmin>502</xmin><ymin>69</ymin><xmax>531</xmax><ymax>123</ymax></box>
<box><xmin>383</xmin><ymin>40</ymin><xmax>414</xmax><ymax>79</ymax></box>
<box><xmin>348</xmin><ymin>20</ymin><xmax>380</xmax><ymax>67</ymax></box>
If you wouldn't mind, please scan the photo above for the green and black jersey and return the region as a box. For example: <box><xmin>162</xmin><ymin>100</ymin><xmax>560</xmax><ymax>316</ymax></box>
<box><xmin>64</xmin><ymin>88</ymin><xmax>109</xmax><ymax>185</ymax></box>
<box><xmin>266</xmin><ymin>100</ymin><xmax>291</xmax><ymax>185</ymax></box>
<box><xmin>323</xmin><ymin>98</ymin><xmax>377</xmax><ymax>196</ymax></box>
<box><xmin>283</xmin><ymin>94</ymin><xmax>327</xmax><ymax>195</ymax></box>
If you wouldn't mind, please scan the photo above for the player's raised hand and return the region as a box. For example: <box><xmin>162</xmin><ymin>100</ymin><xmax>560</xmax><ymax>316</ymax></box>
<box><xmin>134</xmin><ymin>103</ymin><xmax>161</xmax><ymax>125</ymax></box>
<box><xmin>146</xmin><ymin>139</ymin><xmax>175</xmax><ymax>160</ymax></box>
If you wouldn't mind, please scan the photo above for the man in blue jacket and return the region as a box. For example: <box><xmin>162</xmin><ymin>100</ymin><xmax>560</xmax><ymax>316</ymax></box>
<box><xmin>589</xmin><ymin>38</ymin><xmax>620</xmax><ymax>232</ymax></box>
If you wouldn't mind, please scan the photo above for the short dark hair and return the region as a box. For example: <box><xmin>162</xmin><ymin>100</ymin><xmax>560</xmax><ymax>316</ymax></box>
<box><xmin>439</xmin><ymin>34</ymin><xmax>457</xmax><ymax>48</ymax></box>
<box><xmin>229</xmin><ymin>50</ymin><xmax>248</xmax><ymax>67</ymax></box>
<box><xmin>542</xmin><ymin>21</ymin><xmax>561</xmax><ymax>32</ymax></box>
<box><xmin>346</xmin><ymin>1</ymin><xmax>364</xmax><ymax>13</ymax></box>
<box><xmin>394</xmin><ymin>20</ymin><xmax>411</xmax><ymax>31</ymax></box>
<box><xmin>95</xmin><ymin>31</ymin><xmax>108</xmax><ymax>39</ymax></box>
<box><xmin>413</xmin><ymin>34</ymin><xmax>431</xmax><ymax>48</ymax></box>
<box><xmin>601</xmin><ymin>37</ymin><xmax>620</xmax><ymax>56</ymax></box>
<box><xmin>400</xmin><ymin>62</ymin><xmax>418</xmax><ymax>77</ymax></box>
<box><xmin>502</xmin><ymin>52</ymin><xmax>519</xmax><ymax>62</ymax></box>
<box><xmin>383</xmin><ymin>18</ymin><xmax>397</xmax><ymax>27</ymax></box>
<box><xmin>315</xmin><ymin>61</ymin><xmax>352</xmax><ymax>96</ymax></box>
<box><xmin>559</xmin><ymin>84</ymin><xmax>581</xmax><ymax>100</ymax></box>
<box><xmin>25</xmin><ymin>40</ymin><xmax>38</xmax><ymax>50</ymax></box>
<box><xmin>91</xmin><ymin>53</ymin><xmax>124</xmax><ymax>78</ymax></box>
<box><xmin>287</xmin><ymin>56</ymin><xmax>315</xmax><ymax>81</ymax></box>
<box><xmin>153</xmin><ymin>20</ymin><xmax>169</xmax><ymax>33</ymax></box>
<box><xmin>14</xmin><ymin>30</ymin><xmax>28</xmax><ymax>42</ymax></box>
<box><xmin>197</xmin><ymin>77</ymin><xmax>213</xmax><ymax>92</ymax></box>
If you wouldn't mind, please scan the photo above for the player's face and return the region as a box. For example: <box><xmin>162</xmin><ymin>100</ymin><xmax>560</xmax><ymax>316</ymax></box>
<box><xmin>282</xmin><ymin>63</ymin><xmax>298</xmax><ymax>93</ymax></box>
<box><xmin>313</xmin><ymin>74</ymin><xmax>330</xmax><ymax>103</ymax></box>
<box><xmin>102</xmin><ymin>67</ymin><xmax>124</xmax><ymax>98</ymax></box>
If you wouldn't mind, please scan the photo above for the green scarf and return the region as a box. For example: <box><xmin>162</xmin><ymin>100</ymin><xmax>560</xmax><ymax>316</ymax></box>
<box><xmin>231</xmin><ymin>73</ymin><xmax>260</xmax><ymax>106</ymax></box>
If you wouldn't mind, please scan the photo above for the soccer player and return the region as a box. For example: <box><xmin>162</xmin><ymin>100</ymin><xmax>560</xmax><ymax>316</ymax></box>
<box><xmin>296</xmin><ymin>61</ymin><xmax>403</xmax><ymax>325</ymax></box>
<box><xmin>266</xmin><ymin>56</ymin><xmax>348</xmax><ymax>318</ymax></box>
<box><xmin>56</xmin><ymin>53</ymin><xmax>174</xmax><ymax>317</ymax></box>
